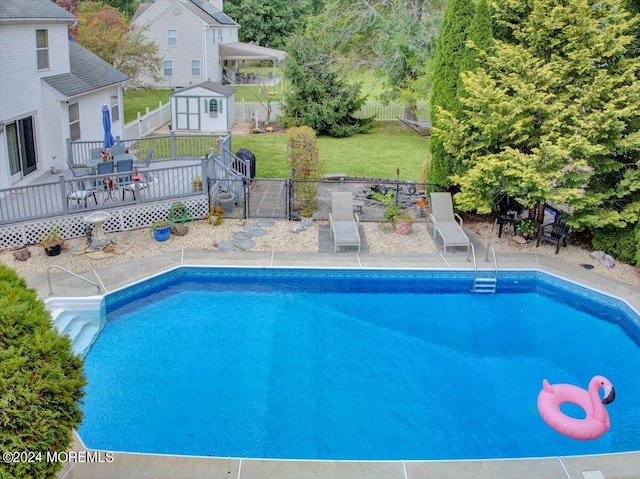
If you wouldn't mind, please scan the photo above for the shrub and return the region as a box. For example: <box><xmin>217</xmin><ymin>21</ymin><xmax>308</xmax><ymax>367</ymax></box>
<box><xmin>288</xmin><ymin>126</ymin><xmax>324</xmax><ymax>214</ymax></box>
<box><xmin>0</xmin><ymin>265</ymin><xmax>85</xmax><ymax>479</ymax></box>
<box><xmin>592</xmin><ymin>225</ymin><xmax>638</xmax><ymax>266</ymax></box>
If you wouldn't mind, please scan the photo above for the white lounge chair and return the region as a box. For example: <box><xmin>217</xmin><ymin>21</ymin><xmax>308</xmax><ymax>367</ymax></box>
<box><xmin>329</xmin><ymin>192</ymin><xmax>361</xmax><ymax>253</ymax></box>
<box><xmin>428</xmin><ymin>192</ymin><xmax>470</xmax><ymax>254</ymax></box>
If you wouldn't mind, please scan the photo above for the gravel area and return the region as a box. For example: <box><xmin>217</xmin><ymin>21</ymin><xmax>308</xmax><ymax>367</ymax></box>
<box><xmin>1</xmin><ymin>218</ymin><xmax>639</xmax><ymax>289</ymax></box>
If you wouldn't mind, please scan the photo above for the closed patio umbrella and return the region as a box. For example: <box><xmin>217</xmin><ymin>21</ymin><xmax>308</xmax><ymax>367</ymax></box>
<box><xmin>102</xmin><ymin>104</ymin><xmax>116</xmax><ymax>149</ymax></box>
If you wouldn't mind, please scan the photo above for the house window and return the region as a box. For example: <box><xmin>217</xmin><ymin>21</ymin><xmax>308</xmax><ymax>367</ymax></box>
<box><xmin>163</xmin><ymin>60</ymin><xmax>173</xmax><ymax>77</ymax></box>
<box><xmin>213</xmin><ymin>28</ymin><xmax>223</xmax><ymax>44</ymax></box>
<box><xmin>207</xmin><ymin>98</ymin><xmax>223</xmax><ymax>116</ymax></box>
<box><xmin>191</xmin><ymin>60</ymin><xmax>201</xmax><ymax>76</ymax></box>
<box><xmin>110</xmin><ymin>89</ymin><xmax>120</xmax><ymax>123</ymax></box>
<box><xmin>69</xmin><ymin>103</ymin><xmax>80</xmax><ymax>141</ymax></box>
<box><xmin>218</xmin><ymin>29</ymin><xmax>223</xmax><ymax>44</ymax></box>
<box><xmin>168</xmin><ymin>29</ymin><xmax>177</xmax><ymax>46</ymax></box>
<box><xmin>36</xmin><ymin>29</ymin><xmax>49</xmax><ymax>70</ymax></box>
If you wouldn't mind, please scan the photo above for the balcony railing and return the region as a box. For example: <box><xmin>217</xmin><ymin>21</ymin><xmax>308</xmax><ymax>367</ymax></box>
<box><xmin>0</xmin><ymin>160</ymin><xmax>207</xmax><ymax>226</ymax></box>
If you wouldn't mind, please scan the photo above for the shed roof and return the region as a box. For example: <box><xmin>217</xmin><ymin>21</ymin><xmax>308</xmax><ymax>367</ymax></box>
<box><xmin>42</xmin><ymin>42</ymin><xmax>129</xmax><ymax>98</ymax></box>
<box><xmin>170</xmin><ymin>81</ymin><xmax>235</xmax><ymax>97</ymax></box>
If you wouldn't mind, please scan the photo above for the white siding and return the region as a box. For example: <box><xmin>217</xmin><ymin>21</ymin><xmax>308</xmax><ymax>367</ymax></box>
<box><xmin>133</xmin><ymin>0</ymin><xmax>240</xmax><ymax>87</ymax></box>
<box><xmin>171</xmin><ymin>86</ymin><xmax>233</xmax><ymax>132</ymax></box>
<box><xmin>0</xmin><ymin>22</ymin><xmax>71</xmax><ymax>186</ymax></box>
<box><xmin>0</xmin><ymin>21</ymin><xmax>125</xmax><ymax>186</ymax></box>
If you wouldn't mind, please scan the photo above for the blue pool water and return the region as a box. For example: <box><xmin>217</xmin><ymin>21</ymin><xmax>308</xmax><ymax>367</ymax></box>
<box><xmin>79</xmin><ymin>268</ymin><xmax>640</xmax><ymax>460</ymax></box>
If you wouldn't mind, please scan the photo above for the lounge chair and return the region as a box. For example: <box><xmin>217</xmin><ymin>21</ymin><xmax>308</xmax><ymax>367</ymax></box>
<box><xmin>428</xmin><ymin>192</ymin><xmax>470</xmax><ymax>254</ymax></box>
<box><xmin>329</xmin><ymin>192</ymin><xmax>361</xmax><ymax>253</ymax></box>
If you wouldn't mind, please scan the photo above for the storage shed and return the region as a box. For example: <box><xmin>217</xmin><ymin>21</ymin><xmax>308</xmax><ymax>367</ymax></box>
<box><xmin>170</xmin><ymin>81</ymin><xmax>235</xmax><ymax>133</ymax></box>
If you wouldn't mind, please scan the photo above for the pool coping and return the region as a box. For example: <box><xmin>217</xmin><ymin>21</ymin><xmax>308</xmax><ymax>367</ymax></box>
<box><xmin>32</xmin><ymin>250</ymin><xmax>640</xmax><ymax>479</ymax></box>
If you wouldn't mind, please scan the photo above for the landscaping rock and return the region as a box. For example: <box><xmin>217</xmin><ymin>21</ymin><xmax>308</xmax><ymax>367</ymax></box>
<box><xmin>590</xmin><ymin>250</ymin><xmax>605</xmax><ymax>260</ymax></box>
<box><xmin>13</xmin><ymin>248</ymin><xmax>30</xmax><ymax>261</ymax></box>
<box><xmin>172</xmin><ymin>224</ymin><xmax>189</xmax><ymax>236</ymax></box>
<box><xmin>599</xmin><ymin>254</ymin><xmax>616</xmax><ymax>269</ymax></box>
<box><xmin>85</xmin><ymin>251</ymin><xmax>115</xmax><ymax>260</ymax></box>
<box><xmin>512</xmin><ymin>236</ymin><xmax>527</xmax><ymax>245</ymax></box>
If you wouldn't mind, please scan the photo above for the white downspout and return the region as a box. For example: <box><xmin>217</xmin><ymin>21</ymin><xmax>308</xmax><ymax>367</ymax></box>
<box><xmin>202</xmin><ymin>25</ymin><xmax>208</xmax><ymax>83</ymax></box>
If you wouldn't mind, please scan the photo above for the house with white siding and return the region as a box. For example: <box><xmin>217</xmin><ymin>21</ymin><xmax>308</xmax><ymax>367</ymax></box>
<box><xmin>0</xmin><ymin>0</ymin><xmax>128</xmax><ymax>188</ymax></box>
<box><xmin>132</xmin><ymin>0</ymin><xmax>285</xmax><ymax>89</ymax></box>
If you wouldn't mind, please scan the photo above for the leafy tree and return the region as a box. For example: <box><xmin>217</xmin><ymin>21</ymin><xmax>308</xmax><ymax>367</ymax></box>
<box><xmin>223</xmin><ymin>0</ymin><xmax>316</xmax><ymax>48</ymax></box>
<box><xmin>427</xmin><ymin>0</ymin><xmax>475</xmax><ymax>187</ymax></box>
<box><xmin>437</xmin><ymin>0</ymin><xmax>640</xmax><ymax>236</ymax></box>
<box><xmin>282</xmin><ymin>34</ymin><xmax>374</xmax><ymax>138</ymax></box>
<box><xmin>0</xmin><ymin>265</ymin><xmax>85</xmax><ymax>479</ymax></box>
<box><xmin>77</xmin><ymin>1</ymin><xmax>161</xmax><ymax>87</ymax></box>
<box><xmin>311</xmin><ymin>0</ymin><xmax>445</xmax><ymax>120</ymax></box>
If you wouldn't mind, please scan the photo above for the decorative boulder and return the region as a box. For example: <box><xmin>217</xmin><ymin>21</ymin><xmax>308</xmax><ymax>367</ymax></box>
<box><xmin>171</xmin><ymin>224</ymin><xmax>189</xmax><ymax>236</ymax></box>
<box><xmin>13</xmin><ymin>248</ymin><xmax>31</xmax><ymax>261</ymax></box>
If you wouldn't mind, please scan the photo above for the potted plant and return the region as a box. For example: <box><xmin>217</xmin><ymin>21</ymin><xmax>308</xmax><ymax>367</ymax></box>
<box><xmin>393</xmin><ymin>211</ymin><xmax>415</xmax><ymax>235</ymax></box>
<box><xmin>208</xmin><ymin>205</ymin><xmax>224</xmax><ymax>226</ymax></box>
<box><xmin>40</xmin><ymin>229</ymin><xmax>64</xmax><ymax>256</ymax></box>
<box><xmin>518</xmin><ymin>218</ymin><xmax>538</xmax><ymax>240</ymax></box>
<box><xmin>192</xmin><ymin>175</ymin><xmax>203</xmax><ymax>192</ymax></box>
<box><xmin>150</xmin><ymin>219</ymin><xmax>172</xmax><ymax>242</ymax></box>
<box><xmin>300</xmin><ymin>207</ymin><xmax>314</xmax><ymax>227</ymax></box>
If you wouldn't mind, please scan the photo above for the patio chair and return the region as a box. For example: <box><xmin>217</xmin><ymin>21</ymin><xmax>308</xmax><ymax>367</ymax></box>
<box><xmin>329</xmin><ymin>192</ymin><xmax>361</xmax><ymax>253</ymax></box>
<box><xmin>536</xmin><ymin>216</ymin><xmax>572</xmax><ymax>254</ymax></box>
<box><xmin>67</xmin><ymin>159</ymin><xmax>91</xmax><ymax>177</ymax></box>
<box><xmin>67</xmin><ymin>179</ymin><xmax>97</xmax><ymax>208</ymax></box>
<box><xmin>428</xmin><ymin>192</ymin><xmax>470</xmax><ymax>254</ymax></box>
<box><xmin>492</xmin><ymin>193</ymin><xmax>518</xmax><ymax>238</ymax></box>
<box><xmin>137</xmin><ymin>148</ymin><xmax>153</xmax><ymax>169</ymax></box>
<box><xmin>110</xmin><ymin>143</ymin><xmax>126</xmax><ymax>156</ymax></box>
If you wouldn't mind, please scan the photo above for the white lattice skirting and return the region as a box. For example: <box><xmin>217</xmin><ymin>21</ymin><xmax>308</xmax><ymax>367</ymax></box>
<box><xmin>0</xmin><ymin>197</ymin><xmax>209</xmax><ymax>250</ymax></box>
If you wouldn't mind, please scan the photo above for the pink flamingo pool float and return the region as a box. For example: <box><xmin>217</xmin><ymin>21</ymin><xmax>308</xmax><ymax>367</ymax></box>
<box><xmin>537</xmin><ymin>375</ymin><xmax>615</xmax><ymax>440</ymax></box>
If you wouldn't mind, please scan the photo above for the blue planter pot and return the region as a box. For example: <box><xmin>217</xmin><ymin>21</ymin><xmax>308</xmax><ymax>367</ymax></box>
<box><xmin>153</xmin><ymin>225</ymin><xmax>171</xmax><ymax>242</ymax></box>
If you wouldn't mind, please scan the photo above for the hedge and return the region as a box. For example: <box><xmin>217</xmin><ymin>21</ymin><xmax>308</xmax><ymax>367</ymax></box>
<box><xmin>0</xmin><ymin>265</ymin><xmax>85</xmax><ymax>479</ymax></box>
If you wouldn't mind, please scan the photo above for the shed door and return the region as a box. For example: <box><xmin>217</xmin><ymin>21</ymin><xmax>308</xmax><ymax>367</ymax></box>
<box><xmin>175</xmin><ymin>97</ymin><xmax>200</xmax><ymax>130</ymax></box>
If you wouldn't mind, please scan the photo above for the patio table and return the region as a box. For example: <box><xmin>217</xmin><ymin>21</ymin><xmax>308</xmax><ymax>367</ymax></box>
<box><xmin>86</xmin><ymin>153</ymin><xmax>138</xmax><ymax>171</ymax></box>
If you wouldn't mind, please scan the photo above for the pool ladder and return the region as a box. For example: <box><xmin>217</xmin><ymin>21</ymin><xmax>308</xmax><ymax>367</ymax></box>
<box><xmin>469</xmin><ymin>243</ymin><xmax>498</xmax><ymax>294</ymax></box>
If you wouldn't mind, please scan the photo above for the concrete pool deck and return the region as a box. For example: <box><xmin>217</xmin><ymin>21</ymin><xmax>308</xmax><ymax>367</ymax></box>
<box><xmin>25</xmin><ymin>250</ymin><xmax>639</xmax><ymax>479</ymax></box>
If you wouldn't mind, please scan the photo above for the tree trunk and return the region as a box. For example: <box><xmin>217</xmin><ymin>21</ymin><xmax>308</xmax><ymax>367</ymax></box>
<box><xmin>404</xmin><ymin>104</ymin><xmax>418</xmax><ymax>121</ymax></box>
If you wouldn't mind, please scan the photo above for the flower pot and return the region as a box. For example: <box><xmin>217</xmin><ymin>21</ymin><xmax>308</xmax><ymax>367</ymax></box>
<box><xmin>152</xmin><ymin>225</ymin><xmax>171</xmax><ymax>242</ymax></box>
<box><xmin>217</xmin><ymin>193</ymin><xmax>235</xmax><ymax>213</ymax></box>
<box><xmin>394</xmin><ymin>218</ymin><xmax>414</xmax><ymax>235</ymax></box>
<box><xmin>192</xmin><ymin>181</ymin><xmax>203</xmax><ymax>192</ymax></box>
<box><xmin>301</xmin><ymin>216</ymin><xmax>313</xmax><ymax>227</ymax></box>
<box><xmin>44</xmin><ymin>244</ymin><xmax>62</xmax><ymax>256</ymax></box>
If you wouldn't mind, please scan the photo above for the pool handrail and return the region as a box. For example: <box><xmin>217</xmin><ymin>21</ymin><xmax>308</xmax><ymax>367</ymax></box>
<box><xmin>47</xmin><ymin>264</ymin><xmax>101</xmax><ymax>296</ymax></box>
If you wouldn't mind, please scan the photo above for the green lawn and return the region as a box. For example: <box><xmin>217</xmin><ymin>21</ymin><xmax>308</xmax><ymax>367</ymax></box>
<box><xmin>232</xmin><ymin>122</ymin><xmax>429</xmax><ymax>180</ymax></box>
<box><xmin>123</xmin><ymin>89</ymin><xmax>172</xmax><ymax>123</ymax></box>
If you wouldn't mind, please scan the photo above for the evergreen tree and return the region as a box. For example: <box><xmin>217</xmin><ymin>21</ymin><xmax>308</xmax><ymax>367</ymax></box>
<box><xmin>282</xmin><ymin>35</ymin><xmax>374</xmax><ymax>138</ymax></box>
<box><xmin>427</xmin><ymin>0</ymin><xmax>475</xmax><ymax>187</ymax></box>
<box><xmin>459</xmin><ymin>0</ymin><xmax>494</xmax><ymax>74</ymax></box>
<box><xmin>437</xmin><ymin>0</ymin><xmax>640</xmax><ymax>236</ymax></box>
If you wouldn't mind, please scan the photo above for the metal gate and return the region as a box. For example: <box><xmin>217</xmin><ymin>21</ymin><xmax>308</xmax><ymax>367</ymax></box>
<box><xmin>246</xmin><ymin>178</ymin><xmax>290</xmax><ymax>219</ymax></box>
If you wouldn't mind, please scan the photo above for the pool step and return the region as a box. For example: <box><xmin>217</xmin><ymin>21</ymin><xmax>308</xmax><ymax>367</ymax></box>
<box><xmin>473</xmin><ymin>277</ymin><xmax>497</xmax><ymax>294</ymax></box>
<box><xmin>53</xmin><ymin>312</ymin><xmax>104</xmax><ymax>357</ymax></box>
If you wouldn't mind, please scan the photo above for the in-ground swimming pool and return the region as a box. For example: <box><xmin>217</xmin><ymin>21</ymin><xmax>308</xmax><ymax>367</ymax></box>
<box><xmin>79</xmin><ymin>268</ymin><xmax>640</xmax><ymax>460</ymax></box>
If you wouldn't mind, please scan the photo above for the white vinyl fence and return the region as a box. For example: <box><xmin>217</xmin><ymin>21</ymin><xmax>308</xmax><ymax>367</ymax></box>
<box><xmin>124</xmin><ymin>99</ymin><xmax>428</xmax><ymax>138</ymax></box>
<box><xmin>124</xmin><ymin>101</ymin><xmax>171</xmax><ymax>140</ymax></box>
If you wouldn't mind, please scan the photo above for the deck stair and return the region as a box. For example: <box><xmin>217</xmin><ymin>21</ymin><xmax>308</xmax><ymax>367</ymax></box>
<box><xmin>469</xmin><ymin>242</ymin><xmax>498</xmax><ymax>294</ymax></box>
